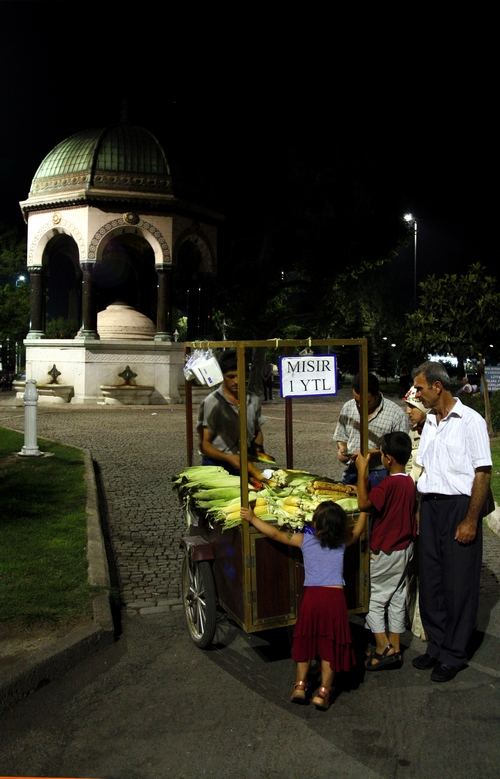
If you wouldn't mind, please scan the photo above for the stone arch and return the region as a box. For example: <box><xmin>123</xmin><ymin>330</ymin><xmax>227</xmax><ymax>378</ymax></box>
<box><xmin>45</xmin><ymin>233</ymin><xmax>82</xmax><ymax>334</ymax></box>
<box><xmin>89</xmin><ymin>226</ymin><xmax>158</xmax><ymax>322</ymax></box>
<box><xmin>88</xmin><ymin>218</ymin><xmax>171</xmax><ymax>264</ymax></box>
<box><xmin>27</xmin><ymin>216</ymin><xmax>86</xmax><ymax>266</ymax></box>
<box><xmin>173</xmin><ymin>227</ymin><xmax>216</xmax><ymax>340</ymax></box>
<box><xmin>174</xmin><ymin>226</ymin><xmax>215</xmax><ymax>275</ymax></box>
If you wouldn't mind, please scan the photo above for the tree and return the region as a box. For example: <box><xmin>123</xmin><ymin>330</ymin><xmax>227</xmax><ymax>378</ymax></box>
<box><xmin>0</xmin><ymin>223</ymin><xmax>27</xmax><ymax>281</ymax></box>
<box><xmin>403</xmin><ymin>263</ymin><xmax>500</xmax><ymax>432</ymax></box>
<box><xmin>0</xmin><ymin>224</ymin><xmax>29</xmax><ymax>373</ymax></box>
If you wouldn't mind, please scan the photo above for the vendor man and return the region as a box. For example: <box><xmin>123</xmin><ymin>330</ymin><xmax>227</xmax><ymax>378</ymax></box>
<box><xmin>334</xmin><ymin>372</ymin><xmax>409</xmax><ymax>486</ymax></box>
<box><xmin>197</xmin><ymin>349</ymin><xmax>266</xmax><ymax>480</ymax></box>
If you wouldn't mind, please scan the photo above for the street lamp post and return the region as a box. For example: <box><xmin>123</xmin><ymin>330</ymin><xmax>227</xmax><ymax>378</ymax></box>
<box><xmin>403</xmin><ymin>213</ymin><xmax>418</xmax><ymax>308</ymax></box>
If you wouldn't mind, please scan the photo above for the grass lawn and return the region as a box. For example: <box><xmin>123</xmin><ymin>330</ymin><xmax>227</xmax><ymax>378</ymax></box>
<box><xmin>0</xmin><ymin>427</ymin><xmax>93</xmax><ymax>628</ymax></box>
<box><xmin>489</xmin><ymin>436</ymin><xmax>500</xmax><ymax>506</ymax></box>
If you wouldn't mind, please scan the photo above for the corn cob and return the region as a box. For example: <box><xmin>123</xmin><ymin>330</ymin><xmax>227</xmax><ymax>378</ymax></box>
<box><xmin>312</xmin><ymin>492</ymin><xmax>353</xmax><ymax>502</ymax></box>
<box><xmin>267</xmin><ymin>469</ymin><xmax>289</xmax><ymax>488</ymax></box>
<box><xmin>311</xmin><ymin>481</ymin><xmax>356</xmax><ymax>493</ymax></box>
<box><xmin>172</xmin><ymin>465</ymin><xmax>227</xmax><ymax>487</ymax></box>
<box><xmin>222</xmin><ymin>509</ymin><xmax>244</xmax><ymax>522</ymax></box>
<box><xmin>221</xmin><ymin>513</ymin><xmax>276</xmax><ymax>531</ymax></box>
<box><xmin>288</xmin><ymin>476</ymin><xmax>315</xmax><ymax>488</ymax></box>
<box><xmin>278</xmin><ymin>504</ymin><xmax>307</xmax><ymax>519</ymax></box>
<box><xmin>280</xmin><ymin>495</ymin><xmax>302</xmax><ymax>506</ymax></box>
<box><xmin>281</xmin><ymin>495</ymin><xmax>318</xmax><ymax>512</ymax></box>
<box><xmin>335</xmin><ymin>497</ymin><xmax>359</xmax><ymax>512</ymax></box>
<box><xmin>191</xmin><ymin>487</ymin><xmax>241</xmax><ymax>502</ymax></box>
<box><xmin>182</xmin><ymin>475</ymin><xmax>241</xmax><ymax>490</ymax></box>
<box><xmin>195</xmin><ymin>498</ymin><xmax>235</xmax><ymax>509</ymax></box>
<box><xmin>251</xmin><ymin>451</ymin><xmax>277</xmax><ymax>465</ymax></box>
<box><xmin>309</xmin><ymin>480</ymin><xmax>341</xmax><ymax>491</ymax></box>
<box><xmin>221</xmin><ymin>504</ymin><xmax>272</xmax><ymax>521</ymax></box>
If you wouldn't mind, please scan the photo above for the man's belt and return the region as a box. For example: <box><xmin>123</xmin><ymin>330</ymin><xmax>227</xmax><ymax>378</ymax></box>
<box><xmin>420</xmin><ymin>493</ymin><xmax>461</xmax><ymax>501</ymax></box>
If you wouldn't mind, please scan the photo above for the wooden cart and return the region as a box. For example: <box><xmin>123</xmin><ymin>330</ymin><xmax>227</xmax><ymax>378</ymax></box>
<box><xmin>180</xmin><ymin>339</ymin><xmax>370</xmax><ymax>648</ymax></box>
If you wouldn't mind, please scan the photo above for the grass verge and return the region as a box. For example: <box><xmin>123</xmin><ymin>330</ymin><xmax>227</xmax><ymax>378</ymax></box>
<box><xmin>0</xmin><ymin>427</ymin><xmax>93</xmax><ymax>628</ymax></box>
<box><xmin>490</xmin><ymin>436</ymin><xmax>500</xmax><ymax>506</ymax></box>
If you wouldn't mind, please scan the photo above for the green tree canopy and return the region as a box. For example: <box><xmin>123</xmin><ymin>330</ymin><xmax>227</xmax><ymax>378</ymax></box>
<box><xmin>403</xmin><ymin>262</ymin><xmax>500</xmax><ymax>434</ymax></box>
<box><xmin>403</xmin><ymin>263</ymin><xmax>500</xmax><ymax>370</ymax></box>
<box><xmin>0</xmin><ymin>224</ymin><xmax>29</xmax><ymax>371</ymax></box>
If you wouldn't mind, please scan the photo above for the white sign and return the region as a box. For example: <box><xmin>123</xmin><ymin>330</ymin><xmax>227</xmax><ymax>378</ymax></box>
<box><xmin>279</xmin><ymin>354</ymin><xmax>337</xmax><ymax>398</ymax></box>
<box><xmin>485</xmin><ymin>367</ymin><xmax>500</xmax><ymax>392</ymax></box>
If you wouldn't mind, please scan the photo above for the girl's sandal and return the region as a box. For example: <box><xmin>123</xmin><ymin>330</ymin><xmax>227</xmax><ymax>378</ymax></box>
<box><xmin>311</xmin><ymin>685</ymin><xmax>331</xmax><ymax>710</ymax></box>
<box><xmin>290</xmin><ymin>680</ymin><xmax>307</xmax><ymax>705</ymax></box>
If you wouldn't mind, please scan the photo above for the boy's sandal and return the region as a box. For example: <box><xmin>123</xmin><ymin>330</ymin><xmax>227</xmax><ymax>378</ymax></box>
<box><xmin>290</xmin><ymin>680</ymin><xmax>308</xmax><ymax>705</ymax></box>
<box><xmin>365</xmin><ymin>643</ymin><xmax>402</xmax><ymax>671</ymax></box>
<box><xmin>311</xmin><ymin>686</ymin><xmax>331</xmax><ymax>710</ymax></box>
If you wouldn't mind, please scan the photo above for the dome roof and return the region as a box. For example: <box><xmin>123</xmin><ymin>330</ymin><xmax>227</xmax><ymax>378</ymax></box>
<box><xmin>24</xmin><ymin>124</ymin><xmax>172</xmax><ymax>209</ymax></box>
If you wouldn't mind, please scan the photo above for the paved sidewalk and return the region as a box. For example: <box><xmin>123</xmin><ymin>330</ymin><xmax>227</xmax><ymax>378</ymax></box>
<box><xmin>1</xmin><ymin>391</ymin><xmax>499</xmax><ymax>711</ymax></box>
<box><xmin>0</xmin><ymin>393</ymin><xmax>349</xmax><ymax>614</ymax></box>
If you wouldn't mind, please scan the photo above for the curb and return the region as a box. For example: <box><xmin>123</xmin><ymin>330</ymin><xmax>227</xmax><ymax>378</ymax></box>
<box><xmin>0</xmin><ymin>449</ymin><xmax>115</xmax><ymax>713</ymax></box>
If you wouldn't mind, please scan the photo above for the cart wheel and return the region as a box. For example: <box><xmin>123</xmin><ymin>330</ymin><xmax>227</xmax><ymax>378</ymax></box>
<box><xmin>181</xmin><ymin>554</ymin><xmax>217</xmax><ymax>648</ymax></box>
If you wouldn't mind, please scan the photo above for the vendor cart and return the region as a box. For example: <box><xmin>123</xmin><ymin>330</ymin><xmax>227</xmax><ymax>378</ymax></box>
<box><xmin>180</xmin><ymin>339</ymin><xmax>370</xmax><ymax>648</ymax></box>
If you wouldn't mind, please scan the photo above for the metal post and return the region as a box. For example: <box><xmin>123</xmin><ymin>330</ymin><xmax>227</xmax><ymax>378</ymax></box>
<box><xmin>18</xmin><ymin>379</ymin><xmax>43</xmax><ymax>456</ymax></box>
<box><xmin>403</xmin><ymin>213</ymin><xmax>418</xmax><ymax>309</ymax></box>
<box><xmin>413</xmin><ymin>218</ymin><xmax>418</xmax><ymax>309</ymax></box>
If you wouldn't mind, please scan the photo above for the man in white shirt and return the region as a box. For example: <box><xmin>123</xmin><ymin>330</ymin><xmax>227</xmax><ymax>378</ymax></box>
<box><xmin>412</xmin><ymin>361</ymin><xmax>492</xmax><ymax>682</ymax></box>
<box><xmin>334</xmin><ymin>372</ymin><xmax>409</xmax><ymax>486</ymax></box>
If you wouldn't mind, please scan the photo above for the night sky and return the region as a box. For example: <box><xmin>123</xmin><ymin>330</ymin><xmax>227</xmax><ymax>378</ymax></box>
<box><xmin>1</xmin><ymin>3</ymin><xmax>496</xmax><ymax>282</ymax></box>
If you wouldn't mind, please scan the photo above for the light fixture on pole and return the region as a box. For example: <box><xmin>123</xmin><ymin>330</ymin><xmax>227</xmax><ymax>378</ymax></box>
<box><xmin>403</xmin><ymin>213</ymin><xmax>418</xmax><ymax>308</ymax></box>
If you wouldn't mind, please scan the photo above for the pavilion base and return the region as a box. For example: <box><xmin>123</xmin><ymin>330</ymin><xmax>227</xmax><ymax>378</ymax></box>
<box><xmin>23</xmin><ymin>339</ymin><xmax>185</xmax><ymax>405</ymax></box>
<box><xmin>99</xmin><ymin>385</ymin><xmax>154</xmax><ymax>405</ymax></box>
<box><xmin>13</xmin><ymin>382</ymin><xmax>74</xmax><ymax>404</ymax></box>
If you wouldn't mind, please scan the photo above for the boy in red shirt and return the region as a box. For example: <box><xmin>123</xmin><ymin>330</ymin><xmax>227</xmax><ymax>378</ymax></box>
<box><xmin>355</xmin><ymin>431</ymin><xmax>416</xmax><ymax>670</ymax></box>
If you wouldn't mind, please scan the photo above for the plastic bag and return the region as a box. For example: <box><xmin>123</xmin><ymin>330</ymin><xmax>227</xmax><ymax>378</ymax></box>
<box><xmin>183</xmin><ymin>349</ymin><xmax>223</xmax><ymax>386</ymax></box>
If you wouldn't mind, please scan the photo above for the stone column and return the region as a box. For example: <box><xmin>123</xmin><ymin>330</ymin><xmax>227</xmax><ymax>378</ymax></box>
<box><xmin>155</xmin><ymin>264</ymin><xmax>172</xmax><ymax>342</ymax></box>
<box><xmin>77</xmin><ymin>261</ymin><xmax>99</xmax><ymax>339</ymax></box>
<box><xmin>26</xmin><ymin>265</ymin><xmax>45</xmax><ymax>339</ymax></box>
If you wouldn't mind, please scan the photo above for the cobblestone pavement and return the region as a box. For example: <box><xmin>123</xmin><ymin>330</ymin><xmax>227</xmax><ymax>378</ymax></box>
<box><xmin>1</xmin><ymin>392</ymin><xmax>499</xmax><ymax>623</ymax></box>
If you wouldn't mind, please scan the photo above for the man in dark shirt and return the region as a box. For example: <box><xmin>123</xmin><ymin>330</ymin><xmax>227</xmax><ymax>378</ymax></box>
<box><xmin>197</xmin><ymin>350</ymin><xmax>265</xmax><ymax>480</ymax></box>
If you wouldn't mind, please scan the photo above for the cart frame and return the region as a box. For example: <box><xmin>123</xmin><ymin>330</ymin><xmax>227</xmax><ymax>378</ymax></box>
<box><xmin>180</xmin><ymin>338</ymin><xmax>370</xmax><ymax>646</ymax></box>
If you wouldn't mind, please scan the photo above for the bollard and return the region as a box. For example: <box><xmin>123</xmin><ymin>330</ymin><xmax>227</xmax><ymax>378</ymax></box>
<box><xmin>18</xmin><ymin>379</ymin><xmax>43</xmax><ymax>456</ymax></box>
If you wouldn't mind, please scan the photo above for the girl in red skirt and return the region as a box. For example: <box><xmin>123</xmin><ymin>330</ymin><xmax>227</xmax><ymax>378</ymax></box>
<box><xmin>241</xmin><ymin>501</ymin><xmax>367</xmax><ymax>710</ymax></box>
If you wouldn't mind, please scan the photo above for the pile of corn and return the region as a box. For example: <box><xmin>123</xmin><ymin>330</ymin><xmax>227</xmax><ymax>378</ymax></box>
<box><xmin>173</xmin><ymin>465</ymin><xmax>358</xmax><ymax>532</ymax></box>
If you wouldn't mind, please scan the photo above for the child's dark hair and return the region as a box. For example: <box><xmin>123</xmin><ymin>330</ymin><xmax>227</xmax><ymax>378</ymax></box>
<box><xmin>313</xmin><ymin>500</ymin><xmax>348</xmax><ymax>549</ymax></box>
<box><xmin>380</xmin><ymin>431</ymin><xmax>412</xmax><ymax>467</ymax></box>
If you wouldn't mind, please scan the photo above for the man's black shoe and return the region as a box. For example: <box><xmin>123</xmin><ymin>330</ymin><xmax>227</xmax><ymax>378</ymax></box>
<box><xmin>431</xmin><ymin>663</ymin><xmax>464</xmax><ymax>683</ymax></box>
<box><xmin>412</xmin><ymin>653</ymin><xmax>438</xmax><ymax>670</ymax></box>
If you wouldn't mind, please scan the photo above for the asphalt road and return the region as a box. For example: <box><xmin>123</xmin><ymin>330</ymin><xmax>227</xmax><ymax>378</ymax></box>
<box><xmin>0</xmin><ymin>607</ymin><xmax>499</xmax><ymax>779</ymax></box>
<box><xmin>0</xmin><ymin>393</ymin><xmax>499</xmax><ymax>778</ymax></box>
